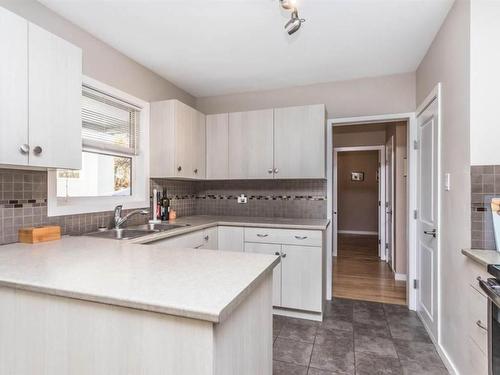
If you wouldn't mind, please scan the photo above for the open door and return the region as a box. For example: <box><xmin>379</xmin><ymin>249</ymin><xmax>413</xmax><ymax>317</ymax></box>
<box><xmin>416</xmin><ymin>94</ymin><xmax>440</xmax><ymax>341</ymax></box>
<box><xmin>385</xmin><ymin>135</ymin><xmax>395</xmax><ymax>270</ymax></box>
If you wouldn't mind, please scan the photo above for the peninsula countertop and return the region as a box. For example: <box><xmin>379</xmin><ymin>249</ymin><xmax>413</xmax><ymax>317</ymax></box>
<box><xmin>462</xmin><ymin>248</ymin><xmax>500</xmax><ymax>268</ymax></box>
<box><xmin>131</xmin><ymin>215</ymin><xmax>330</xmax><ymax>244</ymax></box>
<box><xmin>0</xmin><ymin>235</ymin><xmax>280</xmax><ymax>323</ymax></box>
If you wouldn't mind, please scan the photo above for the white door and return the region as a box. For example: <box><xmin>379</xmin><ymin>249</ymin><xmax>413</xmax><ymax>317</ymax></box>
<box><xmin>206</xmin><ymin>113</ymin><xmax>229</xmax><ymax>179</ymax></box>
<box><xmin>28</xmin><ymin>23</ymin><xmax>82</xmax><ymax>169</ymax></box>
<box><xmin>244</xmin><ymin>242</ymin><xmax>282</xmax><ymax>307</ymax></box>
<box><xmin>416</xmin><ymin>97</ymin><xmax>440</xmax><ymax>341</ymax></box>
<box><xmin>228</xmin><ymin>109</ymin><xmax>274</xmax><ymax>179</ymax></box>
<box><xmin>0</xmin><ymin>8</ymin><xmax>28</xmax><ymax>166</ymax></box>
<box><xmin>281</xmin><ymin>245</ymin><xmax>322</xmax><ymax>312</ymax></box>
<box><xmin>273</xmin><ymin>104</ymin><xmax>326</xmax><ymax>178</ymax></box>
<box><xmin>385</xmin><ymin>136</ymin><xmax>395</xmax><ymax>269</ymax></box>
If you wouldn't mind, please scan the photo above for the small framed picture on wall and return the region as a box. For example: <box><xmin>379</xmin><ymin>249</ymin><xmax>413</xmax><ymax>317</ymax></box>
<box><xmin>351</xmin><ymin>172</ymin><xmax>365</xmax><ymax>181</ymax></box>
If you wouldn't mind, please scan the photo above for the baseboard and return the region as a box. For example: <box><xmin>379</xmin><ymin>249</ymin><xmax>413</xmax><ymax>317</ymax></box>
<box><xmin>416</xmin><ymin>311</ymin><xmax>459</xmax><ymax>375</ymax></box>
<box><xmin>273</xmin><ymin>307</ymin><xmax>323</xmax><ymax>322</ymax></box>
<box><xmin>394</xmin><ymin>273</ymin><xmax>407</xmax><ymax>281</ymax></box>
<box><xmin>337</xmin><ymin>230</ymin><xmax>378</xmax><ymax>235</ymax></box>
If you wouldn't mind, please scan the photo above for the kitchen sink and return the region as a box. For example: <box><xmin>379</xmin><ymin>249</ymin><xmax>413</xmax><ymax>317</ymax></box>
<box><xmin>85</xmin><ymin>228</ymin><xmax>158</xmax><ymax>240</ymax></box>
<box><xmin>84</xmin><ymin>223</ymin><xmax>190</xmax><ymax>240</ymax></box>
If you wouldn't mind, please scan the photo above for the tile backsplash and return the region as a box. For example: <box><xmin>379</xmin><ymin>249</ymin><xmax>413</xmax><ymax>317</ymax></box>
<box><xmin>0</xmin><ymin>169</ymin><xmax>148</xmax><ymax>245</ymax></box>
<box><xmin>471</xmin><ymin>165</ymin><xmax>500</xmax><ymax>250</ymax></box>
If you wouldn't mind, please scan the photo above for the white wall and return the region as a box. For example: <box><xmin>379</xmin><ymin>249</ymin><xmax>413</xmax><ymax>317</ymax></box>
<box><xmin>196</xmin><ymin>73</ymin><xmax>416</xmax><ymax>118</ymax></box>
<box><xmin>416</xmin><ymin>0</ymin><xmax>471</xmax><ymax>373</ymax></box>
<box><xmin>470</xmin><ymin>0</ymin><xmax>500</xmax><ymax>165</ymax></box>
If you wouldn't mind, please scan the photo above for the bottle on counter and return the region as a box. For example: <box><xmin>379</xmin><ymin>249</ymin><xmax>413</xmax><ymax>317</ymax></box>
<box><xmin>160</xmin><ymin>189</ymin><xmax>170</xmax><ymax>221</ymax></box>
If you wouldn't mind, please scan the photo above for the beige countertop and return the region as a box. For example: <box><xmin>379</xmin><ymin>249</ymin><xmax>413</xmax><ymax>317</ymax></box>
<box><xmin>0</xmin><ymin>236</ymin><xmax>279</xmax><ymax>323</ymax></box>
<box><xmin>462</xmin><ymin>248</ymin><xmax>500</xmax><ymax>268</ymax></box>
<box><xmin>131</xmin><ymin>215</ymin><xmax>330</xmax><ymax>244</ymax></box>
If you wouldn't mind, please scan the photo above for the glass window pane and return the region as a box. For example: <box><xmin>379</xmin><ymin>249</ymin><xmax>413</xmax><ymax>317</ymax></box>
<box><xmin>57</xmin><ymin>152</ymin><xmax>132</xmax><ymax>198</ymax></box>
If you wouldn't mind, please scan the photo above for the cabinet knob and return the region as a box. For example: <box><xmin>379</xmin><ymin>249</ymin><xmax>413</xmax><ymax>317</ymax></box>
<box><xmin>33</xmin><ymin>146</ymin><xmax>42</xmax><ymax>155</ymax></box>
<box><xmin>177</xmin><ymin>166</ymin><xmax>182</xmax><ymax>172</ymax></box>
<box><xmin>194</xmin><ymin>168</ymin><xmax>198</xmax><ymax>174</ymax></box>
<box><xmin>274</xmin><ymin>168</ymin><xmax>279</xmax><ymax>174</ymax></box>
<box><xmin>19</xmin><ymin>144</ymin><xmax>30</xmax><ymax>154</ymax></box>
<box><xmin>274</xmin><ymin>252</ymin><xmax>280</xmax><ymax>256</ymax></box>
<box><xmin>204</xmin><ymin>235</ymin><xmax>209</xmax><ymax>241</ymax></box>
<box><xmin>268</xmin><ymin>169</ymin><xmax>273</xmax><ymax>174</ymax></box>
<box><xmin>281</xmin><ymin>253</ymin><xmax>287</xmax><ymax>258</ymax></box>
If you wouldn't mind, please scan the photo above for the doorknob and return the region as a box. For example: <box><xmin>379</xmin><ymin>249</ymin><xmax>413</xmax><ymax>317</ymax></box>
<box><xmin>423</xmin><ymin>229</ymin><xmax>437</xmax><ymax>238</ymax></box>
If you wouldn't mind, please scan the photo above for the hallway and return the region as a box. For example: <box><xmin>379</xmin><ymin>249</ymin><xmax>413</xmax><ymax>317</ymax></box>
<box><xmin>333</xmin><ymin>234</ymin><xmax>406</xmax><ymax>305</ymax></box>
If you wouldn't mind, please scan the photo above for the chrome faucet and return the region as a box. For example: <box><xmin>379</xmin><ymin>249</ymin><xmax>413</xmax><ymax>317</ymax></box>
<box><xmin>113</xmin><ymin>205</ymin><xmax>149</xmax><ymax>229</ymax></box>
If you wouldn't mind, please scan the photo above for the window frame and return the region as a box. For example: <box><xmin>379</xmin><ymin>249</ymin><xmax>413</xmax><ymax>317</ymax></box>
<box><xmin>47</xmin><ymin>76</ymin><xmax>150</xmax><ymax>217</ymax></box>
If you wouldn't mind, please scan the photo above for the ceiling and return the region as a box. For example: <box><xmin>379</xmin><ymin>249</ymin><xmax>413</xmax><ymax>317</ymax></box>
<box><xmin>39</xmin><ymin>0</ymin><xmax>454</xmax><ymax>98</ymax></box>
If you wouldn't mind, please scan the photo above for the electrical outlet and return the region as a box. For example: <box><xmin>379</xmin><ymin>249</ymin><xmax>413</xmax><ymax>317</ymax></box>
<box><xmin>237</xmin><ymin>194</ymin><xmax>248</xmax><ymax>204</ymax></box>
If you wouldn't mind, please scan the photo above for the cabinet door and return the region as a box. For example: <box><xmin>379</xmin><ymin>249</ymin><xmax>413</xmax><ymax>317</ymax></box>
<box><xmin>174</xmin><ymin>101</ymin><xmax>196</xmax><ymax>178</ymax></box>
<box><xmin>28</xmin><ymin>23</ymin><xmax>82</xmax><ymax>169</ymax></box>
<box><xmin>193</xmin><ymin>111</ymin><xmax>206</xmax><ymax>179</ymax></box>
<box><xmin>0</xmin><ymin>8</ymin><xmax>28</xmax><ymax>166</ymax></box>
<box><xmin>206</xmin><ymin>113</ymin><xmax>229</xmax><ymax>179</ymax></box>
<box><xmin>149</xmin><ymin>231</ymin><xmax>204</xmax><ymax>249</ymax></box>
<box><xmin>217</xmin><ymin>226</ymin><xmax>244</xmax><ymax>252</ymax></box>
<box><xmin>228</xmin><ymin>109</ymin><xmax>274</xmax><ymax>179</ymax></box>
<box><xmin>274</xmin><ymin>104</ymin><xmax>325</xmax><ymax>178</ymax></box>
<box><xmin>244</xmin><ymin>242</ymin><xmax>282</xmax><ymax>307</ymax></box>
<box><xmin>281</xmin><ymin>245</ymin><xmax>322</xmax><ymax>312</ymax></box>
<box><xmin>200</xmin><ymin>227</ymin><xmax>218</xmax><ymax>250</ymax></box>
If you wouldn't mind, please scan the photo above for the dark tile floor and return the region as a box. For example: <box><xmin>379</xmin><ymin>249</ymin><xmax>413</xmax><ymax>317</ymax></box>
<box><xmin>273</xmin><ymin>298</ymin><xmax>448</xmax><ymax>375</ymax></box>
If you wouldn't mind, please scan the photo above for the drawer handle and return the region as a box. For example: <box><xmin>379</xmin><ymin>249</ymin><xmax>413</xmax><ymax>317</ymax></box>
<box><xmin>294</xmin><ymin>235</ymin><xmax>308</xmax><ymax>240</ymax></box>
<box><xmin>282</xmin><ymin>253</ymin><xmax>287</xmax><ymax>258</ymax></box>
<box><xmin>256</xmin><ymin>234</ymin><xmax>269</xmax><ymax>238</ymax></box>
<box><xmin>204</xmin><ymin>235</ymin><xmax>209</xmax><ymax>241</ymax></box>
<box><xmin>476</xmin><ymin>320</ymin><xmax>487</xmax><ymax>331</ymax></box>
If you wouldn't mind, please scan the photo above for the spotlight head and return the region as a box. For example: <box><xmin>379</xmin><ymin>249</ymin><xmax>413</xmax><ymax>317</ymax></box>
<box><xmin>284</xmin><ymin>9</ymin><xmax>305</xmax><ymax>35</ymax></box>
<box><xmin>280</xmin><ymin>0</ymin><xmax>297</xmax><ymax>11</ymax></box>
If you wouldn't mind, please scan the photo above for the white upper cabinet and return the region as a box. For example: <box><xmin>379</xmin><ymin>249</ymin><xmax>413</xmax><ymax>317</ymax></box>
<box><xmin>0</xmin><ymin>8</ymin><xmax>82</xmax><ymax>169</ymax></box>
<box><xmin>206</xmin><ymin>113</ymin><xmax>229</xmax><ymax>179</ymax></box>
<box><xmin>0</xmin><ymin>7</ymin><xmax>28</xmax><ymax>166</ymax></box>
<box><xmin>150</xmin><ymin>100</ymin><xmax>206</xmax><ymax>179</ymax></box>
<box><xmin>274</xmin><ymin>104</ymin><xmax>326</xmax><ymax>178</ymax></box>
<box><xmin>228</xmin><ymin>109</ymin><xmax>274</xmax><ymax>179</ymax></box>
<box><xmin>28</xmin><ymin>23</ymin><xmax>82</xmax><ymax>169</ymax></box>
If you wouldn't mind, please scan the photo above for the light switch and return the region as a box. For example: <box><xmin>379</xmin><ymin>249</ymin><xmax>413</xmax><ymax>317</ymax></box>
<box><xmin>444</xmin><ymin>173</ymin><xmax>451</xmax><ymax>191</ymax></box>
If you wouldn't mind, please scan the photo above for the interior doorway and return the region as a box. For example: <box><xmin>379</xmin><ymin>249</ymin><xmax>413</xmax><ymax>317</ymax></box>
<box><xmin>331</xmin><ymin>122</ymin><xmax>409</xmax><ymax>305</ymax></box>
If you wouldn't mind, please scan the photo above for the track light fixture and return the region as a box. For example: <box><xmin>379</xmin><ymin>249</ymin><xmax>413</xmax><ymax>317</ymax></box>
<box><xmin>279</xmin><ymin>0</ymin><xmax>305</xmax><ymax>35</ymax></box>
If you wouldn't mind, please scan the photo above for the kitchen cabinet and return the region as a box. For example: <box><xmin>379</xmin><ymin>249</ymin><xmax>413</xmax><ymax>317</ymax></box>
<box><xmin>200</xmin><ymin>227</ymin><xmax>218</xmax><ymax>250</ymax></box>
<box><xmin>206</xmin><ymin>113</ymin><xmax>229</xmax><ymax>179</ymax></box>
<box><xmin>0</xmin><ymin>7</ymin><xmax>28</xmax><ymax>166</ymax></box>
<box><xmin>281</xmin><ymin>245</ymin><xmax>322</xmax><ymax>312</ymax></box>
<box><xmin>217</xmin><ymin>226</ymin><xmax>244</xmax><ymax>252</ymax></box>
<box><xmin>245</xmin><ymin>242</ymin><xmax>282</xmax><ymax>307</ymax></box>
<box><xmin>274</xmin><ymin>104</ymin><xmax>325</xmax><ymax>178</ymax></box>
<box><xmin>228</xmin><ymin>109</ymin><xmax>274</xmax><ymax>179</ymax></box>
<box><xmin>149</xmin><ymin>230</ymin><xmax>204</xmax><ymax>249</ymax></box>
<box><xmin>150</xmin><ymin>99</ymin><xmax>206</xmax><ymax>179</ymax></box>
<box><xmin>0</xmin><ymin>7</ymin><xmax>82</xmax><ymax>169</ymax></box>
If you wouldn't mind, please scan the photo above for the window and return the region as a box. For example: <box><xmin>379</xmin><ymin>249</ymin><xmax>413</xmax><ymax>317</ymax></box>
<box><xmin>48</xmin><ymin>76</ymin><xmax>150</xmax><ymax>216</ymax></box>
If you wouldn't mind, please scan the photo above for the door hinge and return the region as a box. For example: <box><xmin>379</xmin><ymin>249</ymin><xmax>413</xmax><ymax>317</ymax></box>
<box><xmin>413</xmin><ymin>279</ymin><xmax>418</xmax><ymax>289</ymax></box>
<box><xmin>413</xmin><ymin>210</ymin><xmax>418</xmax><ymax>220</ymax></box>
<box><xmin>378</xmin><ymin>239</ymin><xmax>381</xmax><ymax>245</ymax></box>
<box><xmin>413</xmin><ymin>140</ymin><xmax>419</xmax><ymax>150</ymax></box>
<box><xmin>378</xmin><ymin>200</ymin><xmax>381</xmax><ymax>207</ymax></box>
<box><xmin>385</xmin><ymin>243</ymin><xmax>389</xmax><ymax>250</ymax></box>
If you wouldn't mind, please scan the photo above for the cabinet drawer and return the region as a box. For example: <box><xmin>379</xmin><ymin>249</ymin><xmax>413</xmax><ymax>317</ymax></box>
<box><xmin>468</xmin><ymin>285</ymin><xmax>488</xmax><ymax>355</ymax></box>
<box><xmin>466</xmin><ymin>258</ymin><xmax>492</xmax><ymax>297</ymax></box>
<box><xmin>244</xmin><ymin>227</ymin><xmax>321</xmax><ymax>247</ymax></box>
<box><xmin>467</xmin><ymin>337</ymin><xmax>488</xmax><ymax>375</ymax></box>
<box><xmin>149</xmin><ymin>230</ymin><xmax>204</xmax><ymax>249</ymax></box>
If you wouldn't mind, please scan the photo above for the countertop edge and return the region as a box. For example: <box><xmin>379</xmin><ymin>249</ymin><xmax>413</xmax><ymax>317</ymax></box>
<box><xmin>462</xmin><ymin>248</ymin><xmax>500</xmax><ymax>268</ymax></box>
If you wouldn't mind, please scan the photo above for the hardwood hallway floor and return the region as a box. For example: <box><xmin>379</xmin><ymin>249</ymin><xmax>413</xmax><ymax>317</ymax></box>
<box><xmin>333</xmin><ymin>234</ymin><xmax>407</xmax><ymax>305</ymax></box>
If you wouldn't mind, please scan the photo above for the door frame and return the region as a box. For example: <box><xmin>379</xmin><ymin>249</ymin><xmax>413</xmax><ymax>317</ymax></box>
<box><xmin>385</xmin><ymin>135</ymin><xmax>396</xmax><ymax>270</ymax></box>
<box><xmin>415</xmin><ymin>83</ymin><xmax>442</xmax><ymax>343</ymax></box>
<box><xmin>333</xmin><ymin>145</ymin><xmax>386</xmax><ymax>261</ymax></box>
<box><xmin>326</xmin><ymin>112</ymin><xmax>417</xmax><ymax>310</ymax></box>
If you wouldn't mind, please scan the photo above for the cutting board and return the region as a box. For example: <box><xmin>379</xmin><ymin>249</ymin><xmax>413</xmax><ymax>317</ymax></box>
<box><xmin>18</xmin><ymin>226</ymin><xmax>61</xmax><ymax>244</ymax></box>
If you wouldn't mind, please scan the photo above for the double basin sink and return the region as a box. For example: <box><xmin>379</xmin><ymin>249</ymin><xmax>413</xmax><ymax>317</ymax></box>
<box><xmin>85</xmin><ymin>223</ymin><xmax>190</xmax><ymax>240</ymax></box>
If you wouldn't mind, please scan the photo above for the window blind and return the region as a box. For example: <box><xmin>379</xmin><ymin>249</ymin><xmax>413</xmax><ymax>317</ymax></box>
<box><xmin>82</xmin><ymin>85</ymin><xmax>140</xmax><ymax>155</ymax></box>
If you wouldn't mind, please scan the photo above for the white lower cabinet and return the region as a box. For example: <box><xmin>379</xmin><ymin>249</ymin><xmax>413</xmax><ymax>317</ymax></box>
<box><xmin>245</xmin><ymin>242</ymin><xmax>282</xmax><ymax>307</ymax></box>
<box><xmin>151</xmin><ymin>231</ymin><xmax>204</xmax><ymax>249</ymax></box>
<box><xmin>281</xmin><ymin>245</ymin><xmax>322</xmax><ymax>312</ymax></box>
<box><xmin>200</xmin><ymin>227</ymin><xmax>218</xmax><ymax>250</ymax></box>
<box><xmin>217</xmin><ymin>226</ymin><xmax>244</xmax><ymax>252</ymax></box>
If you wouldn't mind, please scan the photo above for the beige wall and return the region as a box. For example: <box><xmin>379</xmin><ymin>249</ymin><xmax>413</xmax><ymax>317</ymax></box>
<box><xmin>416</xmin><ymin>1</ymin><xmax>471</xmax><ymax>373</ymax></box>
<box><xmin>334</xmin><ymin>123</ymin><xmax>387</xmax><ymax>147</ymax></box>
<box><xmin>196</xmin><ymin>73</ymin><xmax>416</xmax><ymax>118</ymax></box>
<box><xmin>386</xmin><ymin>123</ymin><xmax>408</xmax><ymax>275</ymax></box>
<box><xmin>0</xmin><ymin>0</ymin><xmax>195</xmax><ymax>105</ymax></box>
<box><xmin>337</xmin><ymin>151</ymin><xmax>379</xmax><ymax>233</ymax></box>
